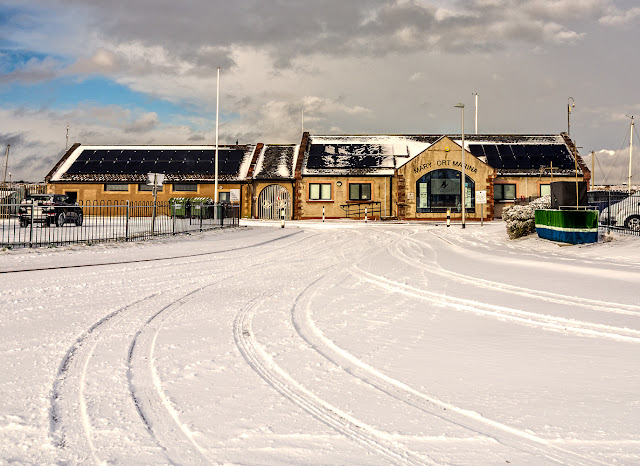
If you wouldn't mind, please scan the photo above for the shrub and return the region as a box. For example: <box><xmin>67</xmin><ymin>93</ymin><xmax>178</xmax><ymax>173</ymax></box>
<box><xmin>503</xmin><ymin>195</ymin><xmax>551</xmax><ymax>239</ymax></box>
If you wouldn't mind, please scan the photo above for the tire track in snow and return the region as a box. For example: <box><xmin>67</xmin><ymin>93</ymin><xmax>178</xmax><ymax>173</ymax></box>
<box><xmin>49</xmin><ymin>290</ymin><xmax>169</xmax><ymax>459</ymax></box>
<box><xmin>391</xmin><ymin>236</ymin><xmax>640</xmax><ymax>317</ymax></box>
<box><xmin>49</xmin><ymin>230</ymin><xmax>323</xmax><ymax>462</ymax></box>
<box><xmin>127</xmin><ymin>286</ymin><xmax>214</xmax><ymax>464</ymax></box>
<box><xmin>233</xmin><ymin>291</ymin><xmax>435</xmax><ymax>465</ymax></box>
<box><xmin>355</xmin><ymin>267</ymin><xmax>640</xmax><ymax>343</ymax></box>
<box><xmin>291</xmin><ymin>271</ymin><xmax>606</xmax><ymax>466</ymax></box>
<box><xmin>1</xmin><ymin>230</ymin><xmax>303</xmax><ymax>274</ymax></box>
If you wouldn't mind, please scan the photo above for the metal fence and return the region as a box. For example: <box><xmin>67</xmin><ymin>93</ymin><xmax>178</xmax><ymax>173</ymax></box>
<box><xmin>593</xmin><ymin>191</ymin><xmax>640</xmax><ymax>236</ymax></box>
<box><xmin>0</xmin><ymin>201</ymin><xmax>240</xmax><ymax>249</ymax></box>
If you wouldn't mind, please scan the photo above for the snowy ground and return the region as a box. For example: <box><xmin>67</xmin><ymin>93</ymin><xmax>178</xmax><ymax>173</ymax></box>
<box><xmin>1</xmin><ymin>220</ymin><xmax>639</xmax><ymax>465</ymax></box>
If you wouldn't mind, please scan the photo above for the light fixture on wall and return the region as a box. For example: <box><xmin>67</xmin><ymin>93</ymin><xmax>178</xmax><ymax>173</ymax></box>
<box><xmin>336</xmin><ymin>181</ymin><xmax>342</xmax><ymax>186</ymax></box>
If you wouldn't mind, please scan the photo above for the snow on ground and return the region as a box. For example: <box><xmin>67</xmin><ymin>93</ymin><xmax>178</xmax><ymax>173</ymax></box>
<box><xmin>0</xmin><ymin>220</ymin><xmax>639</xmax><ymax>464</ymax></box>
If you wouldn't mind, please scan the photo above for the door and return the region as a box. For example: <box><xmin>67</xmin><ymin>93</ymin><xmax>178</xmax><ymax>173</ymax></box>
<box><xmin>257</xmin><ymin>185</ymin><xmax>291</xmax><ymax>220</ymax></box>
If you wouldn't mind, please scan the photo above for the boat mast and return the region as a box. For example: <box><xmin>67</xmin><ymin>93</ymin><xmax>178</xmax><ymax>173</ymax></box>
<box><xmin>3</xmin><ymin>144</ymin><xmax>9</xmax><ymax>187</ymax></box>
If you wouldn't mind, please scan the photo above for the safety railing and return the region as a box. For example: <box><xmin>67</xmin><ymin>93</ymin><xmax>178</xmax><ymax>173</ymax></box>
<box><xmin>0</xmin><ymin>201</ymin><xmax>240</xmax><ymax>249</ymax></box>
<box><xmin>340</xmin><ymin>201</ymin><xmax>381</xmax><ymax>219</ymax></box>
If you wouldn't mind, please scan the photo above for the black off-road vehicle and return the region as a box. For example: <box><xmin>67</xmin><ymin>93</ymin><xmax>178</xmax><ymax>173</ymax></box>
<box><xmin>19</xmin><ymin>194</ymin><xmax>83</xmax><ymax>227</ymax></box>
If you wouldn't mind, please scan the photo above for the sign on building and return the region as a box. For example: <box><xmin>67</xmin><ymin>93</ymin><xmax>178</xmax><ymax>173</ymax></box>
<box><xmin>476</xmin><ymin>190</ymin><xmax>487</xmax><ymax>204</ymax></box>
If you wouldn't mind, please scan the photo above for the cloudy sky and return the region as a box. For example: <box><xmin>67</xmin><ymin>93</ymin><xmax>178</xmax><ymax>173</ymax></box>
<box><xmin>1</xmin><ymin>0</ymin><xmax>639</xmax><ymax>184</ymax></box>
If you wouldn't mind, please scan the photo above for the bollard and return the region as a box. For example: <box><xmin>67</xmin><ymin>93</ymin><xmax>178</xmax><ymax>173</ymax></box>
<box><xmin>281</xmin><ymin>207</ymin><xmax>285</xmax><ymax>228</ymax></box>
<box><xmin>365</xmin><ymin>207</ymin><xmax>368</xmax><ymax>223</ymax></box>
<box><xmin>322</xmin><ymin>206</ymin><xmax>325</xmax><ymax>223</ymax></box>
<box><xmin>446</xmin><ymin>209</ymin><xmax>451</xmax><ymax>227</ymax></box>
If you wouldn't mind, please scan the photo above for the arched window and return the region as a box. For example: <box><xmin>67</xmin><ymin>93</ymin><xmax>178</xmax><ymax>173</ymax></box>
<box><xmin>416</xmin><ymin>169</ymin><xmax>475</xmax><ymax>213</ymax></box>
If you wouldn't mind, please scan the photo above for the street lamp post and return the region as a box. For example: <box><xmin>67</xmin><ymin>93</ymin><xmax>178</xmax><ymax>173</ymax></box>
<box><xmin>454</xmin><ymin>103</ymin><xmax>466</xmax><ymax>229</ymax></box>
<box><xmin>567</xmin><ymin>97</ymin><xmax>575</xmax><ymax>137</ymax></box>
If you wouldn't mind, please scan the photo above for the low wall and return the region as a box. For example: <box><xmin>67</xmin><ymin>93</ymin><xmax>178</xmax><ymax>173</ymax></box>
<box><xmin>534</xmin><ymin>209</ymin><xmax>598</xmax><ymax>244</ymax></box>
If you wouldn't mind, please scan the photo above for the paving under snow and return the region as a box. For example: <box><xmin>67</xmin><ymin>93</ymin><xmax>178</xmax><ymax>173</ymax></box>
<box><xmin>1</xmin><ymin>220</ymin><xmax>639</xmax><ymax>464</ymax></box>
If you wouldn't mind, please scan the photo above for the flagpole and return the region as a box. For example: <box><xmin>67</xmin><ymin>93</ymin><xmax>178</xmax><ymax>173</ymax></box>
<box><xmin>214</xmin><ymin>66</ymin><xmax>220</xmax><ymax>219</ymax></box>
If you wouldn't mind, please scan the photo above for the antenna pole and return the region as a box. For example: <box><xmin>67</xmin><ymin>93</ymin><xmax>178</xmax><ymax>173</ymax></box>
<box><xmin>591</xmin><ymin>151</ymin><xmax>595</xmax><ymax>190</ymax></box>
<box><xmin>302</xmin><ymin>107</ymin><xmax>304</xmax><ymax>135</ymax></box>
<box><xmin>66</xmin><ymin>125</ymin><xmax>69</xmax><ymax>150</ymax></box>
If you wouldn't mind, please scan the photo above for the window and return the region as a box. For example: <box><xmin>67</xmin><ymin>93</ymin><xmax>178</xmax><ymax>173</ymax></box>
<box><xmin>138</xmin><ymin>184</ymin><xmax>163</xmax><ymax>192</ymax></box>
<box><xmin>495</xmin><ymin>184</ymin><xmax>516</xmax><ymax>201</ymax></box>
<box><xmin>309</xmin><ymin>183</ymin><xmax>332</xmax><ymax>200</ymax></box>
<box><xmin>173</xmin><ymin>183</ymin><xmax>198</xmax><ymax>192</ymax></box>
<box><xmin>540</xmin><ymin>184</ymin><xmax>551</xmax><ymax>196</ymax></box>
<box><xmin>104</xmin><ymin>183</ymin><xmax>129</xmax><ymax>192</ymax></box>
<box><xmin>349</xmin><ymin>183</ymin><xmax>371</xmax><ymax>201</ymax></box>
<box><xmin>415</xmin><ymin>169</ymin><xmax>475</xmax><ymax>213</ymax></box>
<box><xmin>218</xmin><ymin>192</ymin><xmax>230</xmax><ymax>204</ymax></box>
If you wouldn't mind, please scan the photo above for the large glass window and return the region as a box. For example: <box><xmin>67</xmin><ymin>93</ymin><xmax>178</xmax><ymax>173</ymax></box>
<box><xmin>495</xmin><ymin>183</ymin><xmax>516</xmax><ymax>201</ymax></box>
<box><xmin>349</xmin><ymin>183</ymin><xmax>371</xmax><ymax>201</ymax></box>
<box><xmin>309</xmin><ymin>183</ymin><xmax>332</xmax><ymax>200</ymax></box>
<box><xmin>416</xmin><ymin>169</ymin><xmax>475</xmax><ymax>213</ymax></box>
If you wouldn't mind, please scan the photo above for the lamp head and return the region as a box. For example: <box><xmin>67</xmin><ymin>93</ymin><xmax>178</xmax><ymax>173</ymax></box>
<box><xmin>454</xmin><ymin>103</ymin><xmax>464</xmax><ymax>109</ymax></box>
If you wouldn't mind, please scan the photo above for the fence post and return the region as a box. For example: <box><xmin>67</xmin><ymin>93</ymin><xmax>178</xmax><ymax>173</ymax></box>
<box><xmin>607</xmin><ymin>191</ymin><xmax>611</xmax><ymax>234</ymax></box>
<box><xmin>151</xmin><ymin>200</ymin><xmax>157</xmax><ymax>236</ymax></box>
<box><xmin>172</xmin><ymin>202</ymin><xmax>176</xmax><ymax>235</ymax></box>
<box><xmin>29</xmin><ymin>204</ymin><xmax>34</xmax><ymax>248</ymax></box>
<box><xmin>125</xmin><ymin>201</ymin><xmax>130</xmax><ymax>241</ymax></box>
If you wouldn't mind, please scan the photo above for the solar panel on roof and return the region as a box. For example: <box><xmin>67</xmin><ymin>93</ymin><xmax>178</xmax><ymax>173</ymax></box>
<box><xmin>468</xmin><ymin>144</ymin><xmax>485</xmax><ymax>158</ymax></box>
<box><xmin>152</xmin><ymin>160</ymin><xmax>171</xmax><ymax>172</ymax></box>
<box><xmin>184</xmin><ymin>150</ymin><xmax>201</xmax><ymax>162</ymax></box>
<box><xmin>195</xmin><ymin>160</ymin><xmax>213</xmax><ymax>173</ymax></box>
<box><xmin>483</xmin><ymin>145</ymin><xmax>501</xmax><ymax>166</ymax></box>
<box><xmin>99</xmin><ymin>150</ymin><xmax>119</xmax><ymax>162</ymax></box>
<box><xmin>126</xmin><ymin>161</ymin><xmax>142</xmax><ymax>173</ymax></box>
<box><xmin>138</xmin><ymin>161</ymin><xmax>157</xmax><ymax>173</ymax></box>
<box><xmin>82</xmin><ymin>161</ymin><xmax>102</xmax><ymax>174</ymax></box>
<box><xmin>128</xmin><ymin>150</ymin><xmax>146</xmax><ymax>161</ymax></box>
<box><xmin>496</xmin><ymin>145</ymin><xmax>518</xmax><ymax>169</ymax></box>
<box><xmin>523</xmin><ymin>145</ymin><xmax>542</xmax><ymax>169</ymax></box>
<box><xmin>551</xmin><ymin>145</ymin><xmax>574</xmax><ymax>169</ymax></box>
<box><xmin>74</xmin><ymin>150</ymin><xmax>95</xmax><ymax>162</ymax></box>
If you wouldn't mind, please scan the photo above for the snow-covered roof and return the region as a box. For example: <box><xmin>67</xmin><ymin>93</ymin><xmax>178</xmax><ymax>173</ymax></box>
<box><xmin>47</xmin><ymin>145</ymin><xmax>257</xmax><ymax>183</ymax></box>
<box><xmin>303</xmin><ymin>135</ymin><xmax>440</xmax><ymax>176</ymax></box>
<box><xmin>302</xmin><ymin>134</ymin><xmax>583</xmax><ymax>177</ymax></box>
<box><xmin>253</xmin><ymin>144</ymin><xmax>299</xmax><ymax>180</ymax></box>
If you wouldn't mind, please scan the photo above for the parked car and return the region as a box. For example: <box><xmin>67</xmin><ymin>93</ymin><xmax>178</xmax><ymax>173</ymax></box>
<box><xmin>587</xmin><ymin>189</ymin><xmax>628</xmax><ymax>213</ymax></box>
<box><xmin>599</xmin><ymin>191</ymin><xmax>640</xmax><ymax>231</ymax></box>
<box><xmin>19</xmin><ymin>194</ymin><xmax>83</xmax><ymax>227</ymax></box>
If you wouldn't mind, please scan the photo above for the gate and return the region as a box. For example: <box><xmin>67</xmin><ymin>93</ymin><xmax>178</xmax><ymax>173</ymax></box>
<box><xmin>257</xmin><ymin>185</ymin><xmax>291</xmax><ymax>220</ymax></box>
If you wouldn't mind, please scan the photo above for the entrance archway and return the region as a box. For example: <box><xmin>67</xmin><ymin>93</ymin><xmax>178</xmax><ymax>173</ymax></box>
<box><xmin>257</xmin><ymin>184</ymin><xmax>292</xmax><ymax>220</ymax></box>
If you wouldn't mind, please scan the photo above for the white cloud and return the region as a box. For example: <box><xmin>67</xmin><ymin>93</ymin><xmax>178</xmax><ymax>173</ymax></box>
<box><xmin>600</xmin><ymin>6</ymin><xmax>640</xmax><ymax>25</ymax></box>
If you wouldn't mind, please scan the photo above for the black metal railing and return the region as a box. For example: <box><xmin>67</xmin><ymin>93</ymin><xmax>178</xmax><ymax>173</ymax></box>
<box><xmin>340</xmin><ymin>201</ymin><xmax>382</xmax><ymax>219</ymax></box>
<box><xmin>0</xmin><ymin>201</ymin><xmax>240</xmax><ymax>249</ymax></box>
<box><xmin>594</xmin><ymin>191</ymin><xmax>640</xmax><ymax>236</ymax></box>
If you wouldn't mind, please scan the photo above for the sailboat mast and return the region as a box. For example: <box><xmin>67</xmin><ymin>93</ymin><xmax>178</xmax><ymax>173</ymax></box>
<box><xmin>3</xmin><ymin>144</ymin><xmax>9</xmax><ymax>187</ymax></box>
<box><xmin>629</xmin><ymin>116</ymin><xmax>634</xmax><ymax>194</ymax></box>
